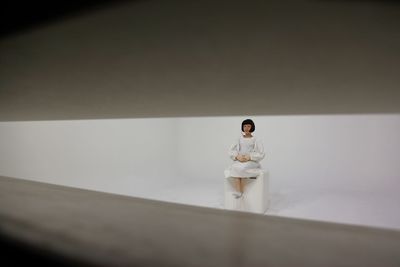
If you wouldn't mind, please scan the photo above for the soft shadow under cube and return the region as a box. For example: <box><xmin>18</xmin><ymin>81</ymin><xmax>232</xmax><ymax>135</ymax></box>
<box><xmin>224</xmin><ymin>169</ymin><xmax>269</xmax><ymax>214</ymax></box>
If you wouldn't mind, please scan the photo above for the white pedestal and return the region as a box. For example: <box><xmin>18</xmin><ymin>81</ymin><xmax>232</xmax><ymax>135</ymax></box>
<box><xmin>224</xmin><ymin>169</ymin><xmax>269</xmax><ymax>214</ymax></box>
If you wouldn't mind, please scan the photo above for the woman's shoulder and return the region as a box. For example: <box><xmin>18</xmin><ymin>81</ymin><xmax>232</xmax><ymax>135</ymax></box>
<box><xmin>254</xmin><ymin>136</ymin><xmax>264</xmax><ymax>145</ymax></box>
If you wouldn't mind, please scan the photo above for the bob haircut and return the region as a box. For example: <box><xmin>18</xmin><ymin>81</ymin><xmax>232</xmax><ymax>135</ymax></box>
<box><xmin>241</xmin><ymin>119</ymin><xmax>255</xmax><ymax>132</ymax></box>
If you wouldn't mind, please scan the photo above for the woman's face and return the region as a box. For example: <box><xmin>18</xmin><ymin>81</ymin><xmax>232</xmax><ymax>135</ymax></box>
<box><xmin>243</xmin><ymin>124</ymin><xmax>252</xmax><ymax>133</ymax></box>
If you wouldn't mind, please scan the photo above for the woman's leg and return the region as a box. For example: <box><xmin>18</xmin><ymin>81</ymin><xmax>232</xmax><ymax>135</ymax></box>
<box><xmin>239</xmin><ymin>178</ymin><xmax>245</xmax><ymax>193</ymax></box>
<box><xmin>232</xmin><ymin>178</ymin><xmax>244</xmax><ymax>198</ymax></box>
<box><xmin>234</xmin><ymin>178</ymin><xmax>241</xmax><ymax>193</ymax></box>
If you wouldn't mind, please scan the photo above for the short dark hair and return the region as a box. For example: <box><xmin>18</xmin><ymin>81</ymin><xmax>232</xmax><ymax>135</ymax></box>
<box><xmin>241</xmin><ymin>119</ymin><xmax>255</xmax><ymax>132</ymax></box>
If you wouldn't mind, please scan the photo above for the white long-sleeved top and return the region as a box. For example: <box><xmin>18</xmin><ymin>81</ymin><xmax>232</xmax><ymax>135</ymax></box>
<box><xmin>228</xmin><ymin>135</ymin><xmax>265</xmax><ymax>162</ymax></box>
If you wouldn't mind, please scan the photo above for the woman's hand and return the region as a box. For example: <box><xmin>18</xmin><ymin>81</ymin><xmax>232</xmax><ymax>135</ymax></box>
<box><xmin>235</xmin><ymin>155</ymin><xmax>244</xmax><ymax>162</ymax></box>
<box><xmin>236</xmin><ymin>155</ymin><xmax>251</xmax><ymax>162</ymax></box>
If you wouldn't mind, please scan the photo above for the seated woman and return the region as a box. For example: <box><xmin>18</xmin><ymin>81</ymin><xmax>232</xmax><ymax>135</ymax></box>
<box><xmin>226</xmin><ymin>119</ymin><xmax>265</xmax><ymax>198</ymax></box>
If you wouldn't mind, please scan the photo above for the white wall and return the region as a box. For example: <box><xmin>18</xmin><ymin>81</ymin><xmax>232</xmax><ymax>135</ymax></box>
<box><xmin>0</xmin><ymin>118</ymin><xmax>178</xmax><ymax>198</ymax></box>
<box><xmin>1</xmin><ymin>114</ymin><xmax>400</xmax><ymax>200</ymax></box>
<box><xmin>176</xmin><ymin>114</ymin><xmax>400</xmax><ymax>195</ymax></box>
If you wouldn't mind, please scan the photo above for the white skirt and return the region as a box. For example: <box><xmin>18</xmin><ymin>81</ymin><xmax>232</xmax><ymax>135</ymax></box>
<box><xmin>226</xmin><ymin>161</ymin><xmax>261</xmax><ymax>178</ymax></box>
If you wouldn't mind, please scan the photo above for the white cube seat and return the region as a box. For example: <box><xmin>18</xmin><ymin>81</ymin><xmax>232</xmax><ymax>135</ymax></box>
<box><xmin>224</xmin><ymin>169</ymin><xmax>269</xmax><ymax>214</ymax></box>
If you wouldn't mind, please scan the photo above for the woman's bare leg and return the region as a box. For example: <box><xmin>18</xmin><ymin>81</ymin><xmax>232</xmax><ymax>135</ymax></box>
<box><xmin>231</xmin><ymin>178</ymin><xmax>244</xmax><ymax>198</ymax></box>
<box><xmin>234</xmin><ymin>178</ymin><xmax>241</xmax><ymax>193</ymax></box>
<box><xmin>239</xmin><ymin>178</ymin><xmax>245</xmax><ymax>193</ymax></box>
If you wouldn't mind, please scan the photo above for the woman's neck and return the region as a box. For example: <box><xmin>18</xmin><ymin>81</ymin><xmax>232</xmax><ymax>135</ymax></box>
<box><xmin>243</xmin><ymin>133</ymin><xmax>253</xmax><ymax>138</ymax></box>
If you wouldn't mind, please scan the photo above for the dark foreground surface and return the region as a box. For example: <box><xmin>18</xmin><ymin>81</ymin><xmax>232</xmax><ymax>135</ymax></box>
<box><xmin>1</xmin><ymin>176</ymin><xmax>400</xmax><ymax>267</ymax></box>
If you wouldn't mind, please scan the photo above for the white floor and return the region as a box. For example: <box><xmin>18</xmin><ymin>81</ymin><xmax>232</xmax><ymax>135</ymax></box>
<box><xmin>131</xmin><ymin>179</ymin><xmax>400</xmax><ymax>231</ymax></box>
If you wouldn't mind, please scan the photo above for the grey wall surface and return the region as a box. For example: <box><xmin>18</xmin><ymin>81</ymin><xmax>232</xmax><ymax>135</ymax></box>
<box><xmin>1</xmin><ymin>0</ymin><xmax>399</xmax><ymax>121</ymax></box>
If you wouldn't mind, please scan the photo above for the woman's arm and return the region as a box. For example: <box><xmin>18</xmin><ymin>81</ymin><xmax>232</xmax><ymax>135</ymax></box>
<box><xmin>250</xmin><ymin>139</ymin><xmax>265</xmax><ymax>162</ymax></box>
<box><xmin>228</xmin><ymin>140</ymin><xmax>239</xmax><ymax>160</ymax></box>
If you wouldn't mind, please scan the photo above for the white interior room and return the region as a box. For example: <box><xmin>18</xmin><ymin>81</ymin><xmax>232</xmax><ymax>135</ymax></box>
<box><xmin>1</xmin><ymin>114</ymin><xmax>399</xmax><ymax>230</ymax></box>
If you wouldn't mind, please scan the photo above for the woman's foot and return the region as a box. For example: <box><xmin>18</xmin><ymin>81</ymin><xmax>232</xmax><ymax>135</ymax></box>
<box><xmin>232</xmin><ymin>192</ymin><xmax>243</xmax><ymax>199</ymax></box>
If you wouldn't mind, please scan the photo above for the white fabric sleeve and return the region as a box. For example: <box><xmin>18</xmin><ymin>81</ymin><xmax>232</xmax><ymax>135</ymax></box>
<box><xmin>250</xmin><ymin>139</ymin><xmax>265</xmax><ymax>162</ymax></box>
<box><xmin>228</xmin><ymin>140</ymin><xmax>239</xmax><ymax>161</ymax></box>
